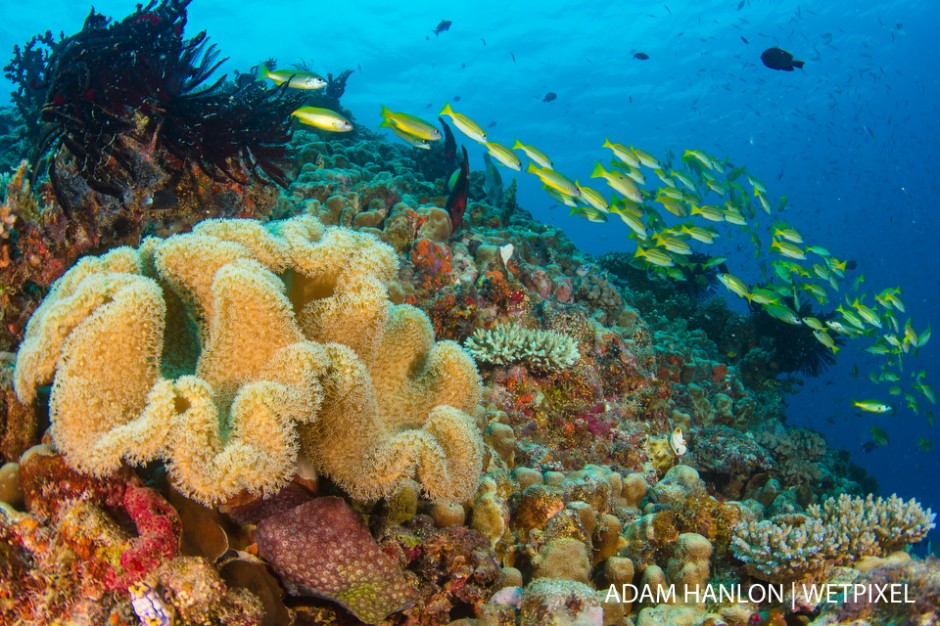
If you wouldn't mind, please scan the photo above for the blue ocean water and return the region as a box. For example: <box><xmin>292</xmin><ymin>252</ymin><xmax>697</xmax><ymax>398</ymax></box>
<box><xmin>2</xmin><ymin>0</ymin><xmax>937</xmax><ymax>528</ymax></box>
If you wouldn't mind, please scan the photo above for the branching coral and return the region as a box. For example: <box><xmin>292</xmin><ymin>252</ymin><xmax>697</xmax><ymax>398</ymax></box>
<box><xmin>465</xmin><ymin>323</ymin><xmax>580</xmax><ymax>373</ymax></box>
<box><xmin>14</xmin><ymin>215</ymin><xmax>483</xmax><ymax>505</ymax></box>
<box><xmin>5</xmin><ymin>0</ymin><xmax>303</xmax><ymax>213</ymax></box>
<box><xmin>731</xmin><ymin>493</ymin><xmax>935</xmax><ymax>583</ymax></box>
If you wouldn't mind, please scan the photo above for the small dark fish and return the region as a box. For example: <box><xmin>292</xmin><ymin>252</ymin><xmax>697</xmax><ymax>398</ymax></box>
<box><xmin>445</xmin><ymin>146</ymin><xmax>470</xmax><ymax>233</ymax></box>
<box><xmin>433</xmin><ymin>20</ymin><xmax>452</xmax><ymax>36</ymax></box>
<box><xmin>846</xmin><ymin>259</ymin><xmax>858</xmax><ymax>270</ymax></box>
<box><xmin>145</xmin><ymin>189</ymin><xmax>178</xmax><ymax>211</ymax></box>
<box><xmin>633</xmin><ymin>52</ymin><xmax>650</xmax><ymax>60</ymax></box>
<box><xmin>481</xmin><ymin>38</ymin><xmax>487</xmax><ymax>46</ymax></box>
<box><xmin>439</xmin><ymin>117</ymin><xmax>456</xmax><ymax>164</ymax></box>
<box><xmin>483</xmin><ymin>153</ymin><xmax>503</xmax><ymax>206</ymax></box>
<box><xmin>862</xmin><ymin>440</ymin><xmax>877</xmax><ymax>453</ymax></box>
<box><xmin>511</xmin><ymin>52</ymin><xmax>516</xmax><ymax>62</ymax></box>
<box><xmin>741</xmin><ymin>35</ymin><xmax>749</xmax><ymax>44</ymax></box>
<box><xmin>487</xmin><ymin>121</ymin><xmax>497</xmax><ymax>128</ymax></box>
<box><xmin>760</xmin><ymin>47</ymin><xmax>804</xmax><ymax>71</ymax></box>
<box><xmin>737</xmin><ymin>0</ymin><xmax>745</xmax><ymax>9</ymax></box>
<box><xmin>542</xmin><ymin>92</ymin><xmax>557</xmax><ymax>102</ymax></box>
<box><xmin>453</xmin><ymin>95</ymin><xmax>461</xmax><ymax>102</ymax></box>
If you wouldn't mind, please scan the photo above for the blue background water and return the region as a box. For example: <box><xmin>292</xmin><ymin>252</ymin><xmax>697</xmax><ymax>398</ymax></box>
<box><xmin>2</xmin><ymin>0</ymin><xmax>937</xmax><ymax>531</ymax></box>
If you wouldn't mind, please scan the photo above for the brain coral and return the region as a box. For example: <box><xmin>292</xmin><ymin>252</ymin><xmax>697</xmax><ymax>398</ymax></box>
<box><xmin>14</xmin><ymin>216</ymin><xmax>483</xmax><ymax>504</ymax></box>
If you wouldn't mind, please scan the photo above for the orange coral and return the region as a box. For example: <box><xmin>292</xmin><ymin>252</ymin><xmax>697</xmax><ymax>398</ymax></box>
<box><xmin>410</xmin><ymin>237</ymin><xmax>454</xmax><ymax>292</ymax></box>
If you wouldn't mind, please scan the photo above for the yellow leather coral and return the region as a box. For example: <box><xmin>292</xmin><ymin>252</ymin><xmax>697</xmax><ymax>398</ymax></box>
<box><xmin>14</xmin><ymin>216</ymin><xmax>483</xmax><ymax>505</ymax></box>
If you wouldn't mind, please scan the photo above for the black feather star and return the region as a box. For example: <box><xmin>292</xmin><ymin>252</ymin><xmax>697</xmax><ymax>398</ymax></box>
<box><xmin>6</xmin><ymin>0</ymin><xmax>303</xmax><ymax>213</ymax></box>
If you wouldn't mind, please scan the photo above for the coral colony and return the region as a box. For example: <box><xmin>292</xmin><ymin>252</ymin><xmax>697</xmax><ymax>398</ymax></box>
<box><xmin>0</xmin><ymin>1</ymin><xmax>937</xmax><ymax>625</ymax></box>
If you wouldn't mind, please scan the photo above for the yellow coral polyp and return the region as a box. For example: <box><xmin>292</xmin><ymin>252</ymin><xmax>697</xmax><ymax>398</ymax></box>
<box><xmin>14</xmin><ymin>216</ymin><xmax>483</xmax><ymax>505</ymax></box>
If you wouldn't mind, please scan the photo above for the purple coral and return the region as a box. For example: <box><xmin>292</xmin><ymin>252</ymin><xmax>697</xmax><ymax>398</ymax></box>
<box><xmin>254</xmin><ymin>496</ymin><xmax>418</xmax><ymax>624</ymax></box>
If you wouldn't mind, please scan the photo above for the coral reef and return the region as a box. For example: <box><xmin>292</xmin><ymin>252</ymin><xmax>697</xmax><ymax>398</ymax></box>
<box><xmin>1</xmin><ymin>126</ymin><xmax>930</xmax><ymax>626</ymax></box>
<box><xmin>14</xmin><ymin>216</ymin><xmax>483</xmax><ymax>504</ymax></box>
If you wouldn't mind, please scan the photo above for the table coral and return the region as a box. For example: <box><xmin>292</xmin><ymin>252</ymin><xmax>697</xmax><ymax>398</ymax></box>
<box><xmin>731</xmin><ymin>493</ymin><xmax>935</xmax><ymax>584</ymax></box>
<box><xmin>14</xmin><ymin>215</ymin><xmax>483</xmax><ymax>505</ymax></box>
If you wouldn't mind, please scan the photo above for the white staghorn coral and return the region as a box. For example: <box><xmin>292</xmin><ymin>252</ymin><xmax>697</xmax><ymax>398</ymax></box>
<box><xmin>464</xmin><ymin>323</ymin><xmax>580</xmax><ymax>372</ymax></box>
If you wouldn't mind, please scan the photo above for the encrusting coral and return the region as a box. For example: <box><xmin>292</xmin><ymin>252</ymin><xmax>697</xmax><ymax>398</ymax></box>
<box><xmin>464</xmin><ymin>322</ymin><xmax>580</xmax><ymax>372</ymax></box>
<box><xmin>13</xmin><ymin>215</ymin><xmax>484</xmax><ymax>504</ymax></box>
<box><xmin>254</xmin><ymin>496</ymin><xmax>418</xmax><ymax>624</ymax></box>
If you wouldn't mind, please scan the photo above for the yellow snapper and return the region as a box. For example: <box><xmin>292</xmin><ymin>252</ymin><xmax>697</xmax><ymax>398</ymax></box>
<box><xmin>773</xmin><ymin>224</ymin><xmax>804</xmax><ymax>244</ymax></box>
<box><xmin>259</xmin><ymin>63</ymin><xmax>326</xmax><ymax>90</ymax></box>
<box><xmin>749</xmin><ymin>287</ymin><xmax>780</xmax><ymax>306</ymax></box>
<box><xmin>852</xmin><ymin>299</ymin><xmax>882</xmax><ymax>328</ymax></box>
<box><xmin>624</xmin><ymin>167</ymin><xmax>646</xmax><ymax>185</ymax></box>
<box><xmin>575</xmin><ymin>181</ymin><xmax>610</xmax><ymax>212</ymax></box>
<box><xmin>485</xmin><ymin>141</ymin><xmax>522</xmax><ymax>171</ymax></box>
<box><xmin>635</xmin><ymin>246</ymin><xmax>675</xmax><ymax>267</ymax></box>
<box><xmin>440</xmin><ymin>102</ymin><xmax>487</xmax><ymax>143</ymax></box>
<box><xmin>380</xmin><ymin>106</ymin><xmax>441</xmax><ymax>141</ymax></box>
<box><xmin>631</xmin><ymin>147</ymin><xmax>661</xmax><ymax>169</ymax></box>
<box><xmin>652</xmin><ymin>233</ymin><xmax>693</xmax><ymax>256</ymax></box>
<box><xmin>770</xmin><ymin>240</ymin><xmax>806</xmax><ymax>260</ymax></box>
<box><xmin>705</xmin><ymin>179</ymin><xmax>728</xmax><ymax>196</ymax></box>
<box><xmin>570</xmin><ymin>205</ymin><xmax>608</xmax><ymax>223</ymax></box>
<box><xmin>690</xmin><ymin>204</ymin><xmax>725</xmax><ymax>222</ymax></box>
<box><xmin>602</xmin><ymin>138</ymin><xmax>641</xmax><ymax>168</ymax></box>
<box><xmin>722</xmin><ymin>205</ymin><xmax>747</xmax><ymax>226</ymax></box>
<box><xmin>755</xmin><ymin>190</ymin><xmax>772</xmax><ymax>214</ymax></box>
<box><xmin>747</xmin><ymin>175</ymin><xmax>767</xmax><ymax>195</ymax></box>
<box><xmin>683</xmin><ymin>149</ymin><xmax>717</xmax><ymax>171</ymax></box>
<box><xmin>875</xmin><ymin>287</ymin><xmax>905</xmax><ymax>313</ymax></box>
<box><xmin>513</xmin><ymin>140</ymin><xmax>553</xmax><ymax>169</ymax></box>
<box><xmin>544</xmin><ymin>185</ymin><xmax>579</xmax><ymax>207</ymax></box>
<box><xmin>672</xmin><ymin>170</ymin><xmax>698</xmax><ymax>192</ymax></box>
<box><xmin>853</xmin><ymin>400</ymin><xmax>893</xmax><ymax>413</ymax></box>
<box><xmin>717</xmin><ymin>273</ymin><xmax>751</xmax><ymax>300</ymax></box>
<box><xmin>389</xmin><ymin>127</ymin><xmax>430</xmax><ymax>149</ymax></box>
<box><xmin>813</xmin><ymin>329</ymin><xmax>840</xmax><ymax>354</ymax></box>
<box><xmin>653</xmin><ymin>168</ymin><xmax>675</xmax><ymax>186</ymax></box>
<box><xmin>615</xmin><ymin>210</ymin><xmax>648</xmax><ymax>240</ymax></box>
<box><xmin>679</xmin><ymin>224</ymin><xmax>718</xmax><ymax>244</ymax></box>
<box><xmin>528</xmin><ymin>163</ymin><xmax>580</xmax><ymax>197</ymax></box>
<box><xmin>591</xmin><ymin>163</ymin><xmax>642</xmax><ymax>203</ymax></box>
<box><xmin>657</xmin><ymin>194</ymin><xmax>689</xmax><ymax>217</ymax></box>
<box><xmin>762</xmin><ymin>302</ymin><xmax>801</xmax><ymax>325</ymax></box>
<box><xmin>292</xmin><ymin>107</ymin><xmax>353</xmax><ymax>132</ymax></box>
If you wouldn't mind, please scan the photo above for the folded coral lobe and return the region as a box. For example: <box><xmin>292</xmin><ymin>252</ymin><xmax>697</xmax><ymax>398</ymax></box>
<box><xmin>13</xmin><ymin>216</ymin><xmax>483</xmax><ymax>505</ymax></box>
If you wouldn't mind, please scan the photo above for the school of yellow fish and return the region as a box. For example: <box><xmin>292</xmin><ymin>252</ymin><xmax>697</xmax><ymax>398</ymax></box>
<box><xmin>261</xmin><ymin>69</ymin><xmax>934</xmax><ymax>435</ymax></box>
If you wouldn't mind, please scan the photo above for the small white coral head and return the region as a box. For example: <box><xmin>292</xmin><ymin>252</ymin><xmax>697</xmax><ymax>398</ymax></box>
<box><xmin>670</xmin><ymin>427</ymin><xmax>687</xmax><ymax>456</ymax></box>
<box><xmin>499</xmin><ymin>243</ymin><xmax>514</xmax><ymax>265</ymax></box>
